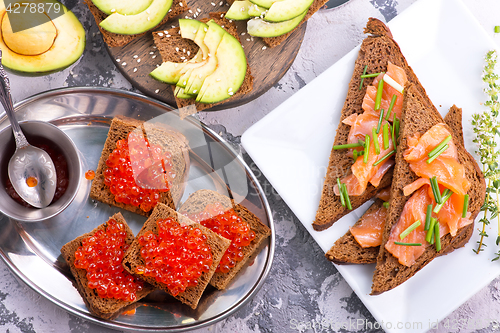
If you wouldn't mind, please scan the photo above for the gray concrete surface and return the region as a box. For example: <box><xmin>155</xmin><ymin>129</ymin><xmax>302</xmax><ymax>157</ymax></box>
<box><xmin>2</xmin><ymin>0</ymin><xmax>500</xmax><ymax>332</ymax></box>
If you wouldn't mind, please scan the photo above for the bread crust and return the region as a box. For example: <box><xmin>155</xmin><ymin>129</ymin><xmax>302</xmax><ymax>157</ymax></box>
<box><xmin>313</xmin><ymin>18</ymin><xmax>432</xmax><ymax>231</ymax></box>
<box><xmin>121</xmin><ymin>203</ymin><xmax>231</xmax><ymax>309</ymax></box>
<box><xmin>89</xmin><ymin>115</ymin><xmax>189</xmax><ymax>215</ymax></box>
<box><xmin>370</xmin><ymin>84</ymin><xmax>486</xmax><ymax>295</ymax></box>
<box><xmin>178</xmin><ymin>189</ymin><xmax>271</xmax><ymax>289</ymax></box>
<box><xmin>60</xmin><ymin>213</ymin><xmax>155</xmax><ymax>319</ymax></box>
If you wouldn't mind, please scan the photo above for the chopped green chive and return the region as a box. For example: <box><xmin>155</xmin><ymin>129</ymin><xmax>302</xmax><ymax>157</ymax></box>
<box><xmin>394</xmin><ymin>241</ymin><xmax>422</xmax><ymax>246</ymax></box>
<box><xmin>426</xmin><ymin>144</ymin><xmax>449</xmax><ymax>164</ymax></box>
<box><xmin>425</xmin><ymin>217</ymin><xmax>437</xmax><ymax>243</ymax></box>
<box><xmin>394</xmin><ymin>117</ymin><xmax>400</xmax><ymax>139</ymax></box>
<box><xmin>374</xmin><ymin>75</ymin><xmax>385</xmax><ymax>110</ymax></box>
<box><xmin>399</xmin><ymin>220</ymin><xmax>421</xmax><ymax>240</ymax></box>
<box><xmin>495</xmin><ymin>26</ymin><xmax>500</xmax><ymax>33</ymax></box>
<box><xmin>373</xmin><ymin>149</ymin><xmax>395</xmax><ymax>166</ymax></box>
<box><xmin>383</xmin><ymin>201</ymin><xmax>390</xmax><ymax>209</ymax></box>
<box><xmin>430</xmin><ymin>176</ymin><xmax>442</xmax><ymax>204</ymax></box>
<box><xmin>391</xmin><ymin>123</ymin><xmax>397</xmax><ymax>150</ymax></box>
<box><xmin>372</xmin><ymin>128</ymin><xmax>381</xmax><ymax>155</ymax></box>
<box><xmin>341</xmin><ymin>183</ymin><xmax>352</xmax><ymax>210</ymax></box>
<box><xmin>360</xmin><ymin>72</ymin><xmax>382</xmax><ymax>78</ymax></box>
<box><xmin>383</xmin><ymin>124</ymin><xmax>389</xmax><ymax>149</ymax></box>
<box><xmin>428</xmin><ymin>135</ymin><xmax>452</xmax><ymax>158</ymax></box>
<box><xmin>434</xmin><ymin>221</ymin><xmax>441</xmax><ymax>251</ymax></box>
<box><xmin>462</xmin><ymin>194</ymin><xmax>469</xmax><ymax>218</ymax></box>
<box><xmin>425</xmin><ymin>204</ymin><xmax>432</xmax><ymax>230</ymax></box>
<box><xmin>386</xmin><ymin>94</ymin><xmax>397</xmax><ymax>120</ymax></box>
<box><xmin>363</xmin><ymin>135</ymin><xmax>370</xmax><ymax>164</ymax></box>
<box><xmin>333</xmin><ymin>142</ymin><xmax>364</xmax><ymax>150</ymax></box>
<box><xmin>376</xmin><ymin>109</ymin><xmax>385</xmax><ymax>134</ymax></box>
<box><xmin>353</xmin><ymin>150</ymin><xmax>358</xmax><ymax>162</ymax></box>
<box><xmin>359</xmin><ymin>65</ymin><xmax>368</xmax><ymax>90</ymax></box>
<box><xmin>433</xmin><ymin>189</ymin><xmax>453</xmax><ymax>214</ymax></box>
<box><xmin>337</xmin><ymin>178</ymin><xmax>345</xmax><ymax>207</ymax></box>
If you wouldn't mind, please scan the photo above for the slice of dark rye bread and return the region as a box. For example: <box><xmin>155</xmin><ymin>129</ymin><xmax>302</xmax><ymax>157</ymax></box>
<box><xmin>89</xmin><ymin>115</ymin><xmax>189</xmax><ymax>215</ymax></box>
<box><xmin>313</xmin><ymin>18</ymin><xmax>434</xmax><ymax>232</ymax></box>
<box><xmin>325</xmin><ymin>106</ymin><xmax>469</xmax><ymax>264</ymax></box>
<box><xmin>83</xmin><ymin>0</ymin><xmax>188</xmax><ymax>48</ymax></box>
<box><xmin>178</xmin><ymin>189</ymin><xmax>271</xmax><ymax>290</ymax></box>
<box><xmin>152</xmin><ymin>12</ymin><xmax>254</xmax><ymax>112</ymax></box>
<box><xmin>121</xmin><ymin>203</ymin><xmax>231</xmax><ymax>309</ymax></box>
<box><xmin>370</xmin><ymin>84</ymin><xmax>486</xmax><ymax>295</ymax></box>
<box><xmin>60</xmin><ymin>212</ymin><xmax>155</xmax><ymax>320</ymax></box>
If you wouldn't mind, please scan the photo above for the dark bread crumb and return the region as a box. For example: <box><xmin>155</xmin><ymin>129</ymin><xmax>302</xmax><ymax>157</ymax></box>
<box><xmin>313</xmin><ymin>18</ymin><xmax>432</xmax><ymax>231</ymax></box>
<box><xmin>121</xmin><ymin>203</ymin><xmax>230</xmax><ymax>309</ymax></box>
<box><xmin>152</xmin><ymin>12</ymin><xmax>254</xmax><ymax>112</ymax></box>
<box><xmin>60</xmin><ymin>213</ymin><xmax>155</xmax><ymax>319</ymax></box>
<box><xmin>84</xmin><ymin>0</ymin><xmax>188</xmax><ymax>48</ymax></box>
<box><xmin>370</xmin><ymin>84</ymin><xmax>486</xmax><ymax>294</ymax></box>
<box><xmin>89</xmin><ymin>115</ymin><xmax>189</xmax><ymax>215</ymax></box>
<box><xmin>178</xmin><ymin>189</ymin><xmax>271</xmax><ymax>290</ymax></box>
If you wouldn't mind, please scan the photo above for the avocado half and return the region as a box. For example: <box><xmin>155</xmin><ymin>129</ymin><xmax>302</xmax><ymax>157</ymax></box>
<box><xmin>0</xmin><ymin>0</ymin><xmax>85</xmax><ymax>74</ymax></box>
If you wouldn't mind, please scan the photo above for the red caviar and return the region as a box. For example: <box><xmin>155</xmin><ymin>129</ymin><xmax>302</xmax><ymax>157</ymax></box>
<box><xmin>74</xmin><ymin>219</ymin><xmax>144</xmax><ymax>302</ymax></box>
<box><xmin>135</xmin><ymin>217</ymin><xmax>213</xmax><ymax>296</ymax></box>
<box><xmin>185</xmin><ymin>203</ymin><xmax>256</xmax><ymax>273</ymax></box>
<box><xmin>104</xmin><ymin>132</ymin><xmax>174</xmax><ymax>212</ymax></box>
<box><xmin>85</xmin><ymin>170</ymin><xmax>95</xmax><ymax>180</ymax></box>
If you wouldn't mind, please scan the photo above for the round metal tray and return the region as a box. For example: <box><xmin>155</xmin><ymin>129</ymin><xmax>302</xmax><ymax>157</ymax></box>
<box><xmin>0</xmin><ymin>87</ymin><xmax>274</xmax><ymax>332</ymax></box>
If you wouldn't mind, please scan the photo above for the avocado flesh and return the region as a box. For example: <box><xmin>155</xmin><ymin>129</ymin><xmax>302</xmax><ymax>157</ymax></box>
<box><xmin>2</xmin><ymin>12</ymin><xmax>56</xmax><ymax>56</ymax></box>
<box><xmin>249</xmin><ymin>0</ymin><xmax>276</xmax><ymax>9</ymax></box>
<box><xmin>247</xmin><ymin>10</ymin><xmax>306</xmax><ymax>37</ymax></box>
<box><xmin>183</xmin><ymin>21</ymin><xmax>226</xmax><ymax>95</ymax></box>
<box><xmin>91</xmin><ymin>0</ymin><xmax>153</xmax><ymax>15</ymax></box>
<box><xmin>225</xmin><ymin>0</ymin><xmax>253</xmax><ymax>20</ymax></box>
<box><xmin>99</xmin><ymin>0</ymin><xmax>172</xmax><ymax>35</ymax></box>
<box><xmin>264</xmin><ymin>0</ymin><xmax>312</xmax><ymax>22</ymax></box>
<box><xmin>174</xmin><ymin>86</ymin><xmax>195</xmax><ymax>99</ymax></box>
<box><xmin>197</xmin><ymin>32</ymin><xmax>247</xmax><ymax>104</ymax></box>
<box><xmin>150</xmin><ymin>51</ymin><xmax>205</xmax><ymax>84</ymax></box>
<box><xmin>0</xmin><ymin>0</ymin><xmax>85</xmax><ymax>73</ymax></box>
<box><xmin>248</xmin><ymin>4</ymin><xmax>268</xmax><ymax>17</ymax></box>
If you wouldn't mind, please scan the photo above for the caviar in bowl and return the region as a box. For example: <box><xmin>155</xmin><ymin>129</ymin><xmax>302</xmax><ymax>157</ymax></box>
<box><xmin>0</xmin><ymin>120</ymin><xmax>82</xmax><ymax>221</ymax></box>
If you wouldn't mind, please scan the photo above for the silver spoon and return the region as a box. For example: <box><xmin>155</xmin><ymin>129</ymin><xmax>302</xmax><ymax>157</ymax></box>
<box><xmin>0</xmin><ymin>50</ymin><xmax>56</xmax><ymax>208</ymax></box>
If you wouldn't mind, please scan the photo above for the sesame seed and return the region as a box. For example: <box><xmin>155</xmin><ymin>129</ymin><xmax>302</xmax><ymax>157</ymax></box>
<box><xmin>193</xmin><ymin>90</ymin><xmax>197</xmax><ymax>93</ymax></box>
<box><xmin>246</xmin><ymin>38</ymin><xmax>250</xmax><ymax>41</ymax></box>
<box><xmin>133</xmin><ymin>55</ymin><xmax>139</xmax><ymax>58</ymax></box>
<box><xmin>216</xmin><ymin>78</ymin><xmax>221</xmax><ymax>82</ymax></box>
<box><xmin>122</xmin><ymin>62</ymin><xmax>127</xmax><ymax>66</ymax></box>
<box><xmin>193</xmin><ymin>29</ymin><xmax>197</xmax><ymax>34</ymax></box>
<box><xmin>180</xmin><ymin>56</ymin><xmax>186</xmax><ymax>59</ymax></box>
<box><xmin>228</xmin><ymin>87</ymin><xmax>233</xmax><ymax>91</ymax></box>
<box><xmin>147</xmin><ymin>17</ymin><xmax>150</xmax><ymax>21</ymax></box>
<box><xmin>228</xmin><ymin>92</ymin><xmax>234</xmax><ymax>95</ymax></box>
<box><xmin>137</xmin><ymin>58</ymin><xmax>141</xmax><ymax>62</ymax></box>
<box><xmin>221</xmin><ymin>25</ymin><xmax>225</xmax><ymax>28</ymax></box>
<box><xmin>185</xmin><ymin>16</ymin><xmax>189</xmax><ymax>19</ymax></box>
<box><xmin>187</xmin><ymin>51</ymin><xmax>191</xmax><ymax>56</ymax></box>
<box><xmin>197</xmin><ymin>8</ymin><xmax>201</xmax><ymax>12</ymax></box>
<box><xmin>153</xmin><ymin>46</ymin><xmax>157</xmax><ymax>49</ymax></box>
<box><xmin>183</xmin><ymin>49</ymin><xmax>186</xmax><ymax>52</ymax></box>
<box><xmin>219</xmin><ymin>1</ymin><xmax>223</xmax><ymax>5</ymax></box>
<box><xmin>110</xmin><ymin>8</ymin><xmax>116</xmax><ymax>12</ymax></box>
<box><xmin>204</xmin><ymin>27</ymin><xmax>208</xmax><ymax>32</ymax></box>
<box><xmin>174</xmin><ymin>63</ymin><xmax>179</xmax><ymax>67</ymax></box>
<box><xmin>229</xmin><ymin>20</ymin><xmax>233</xmax><ymax>22</ymax></box>
<box><xmin>168</xmin><ymin>8</ymin><xmax>172</xmax><ymax>12</ymax></box>
<box><xmin>166</xmin><ymin>34</ymin><xmax>171</xmax><ymax>37</ymax></box>
<box><xmin>176</xmin><ymin>47</ymin><xmax>179</xmax><ymax>51</ymax></box>
<box><xmin>146</xmin><ymin>9</ymin><xmax>150</xmax><ymax>14</ymax></box>
<box><xmin>211</xmin><ymin>2</ymin><xmax>215</xmax><ymax>5</ymax></box>
<box><xmin>133</xmin><ymin>68</ymin><xmax>138</xmax><ymax>72</ymax></box>
<box><xmin>155</xmin><ymin>89</ymin><xmax>160</xmax><ymax>93</ymax></box>
<box><xmin>152</xmin><ymin>55</ymin><xmax>157</xmax><ymax>59</ymax></box>
<box><xmin>262</xmin><ymin>46</ymin><xmax>267</xmax><ymax>50</ymax></box>
<box><xmin>188</xmin><ymin>9</ymin><xmax>192</xmax><ymax>13</ymax></box>
<box><xmin>116</xmin><ymin>58</ymin><xmax>121</xmax><ymax>62</ymax></box>
<box><xmin>241</xmin><ymin>32</ymin><xmax>246</xmax><ymax>35</ymax></box>
<box><xmin>158</xmin><ymin>32</ymin><xmax>164</xmax><ymax>37</ymax></box>
<box><xmin>150</xmin><ymin>52</ymin><xmax>154</xmax><ymax>54</ymax></box>
<box><xmin>172</xmin><ymin>25</ymin><xmax>176</xmax><ymax>28</ymax></box>
<box><xmin>179</xmin><ymin>1</ymin><xmax>183</xmax><ymax>5</ymax></box>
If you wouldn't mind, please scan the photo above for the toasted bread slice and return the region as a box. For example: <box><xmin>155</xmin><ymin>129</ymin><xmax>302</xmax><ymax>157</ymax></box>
<box><xmin>152</xmin><ymin>13</ymin><xmax>254</xmax><ymax>113</ymax></box>
<box><xmin>90</xmin><ymin>115</ymin><xmax>189</xmax><ymax>215</ymax></box>
<box><xmin>121</xmin><ymin>203</ymin><xmax>230</xmax><ymax>309</ymax></box>
<box><xmin>60</xmin><ymin>212</ymin><xmax>155</xmax><ymax>319</ymax></box>
<box><xmin>84</xmin><ymin>0</ymin><xmax>188</xmax><ymax>48</ymax></box>
<box><xmin>326</xmin><ymin>106</ymin><xmax>470</xmax><ymax>264</ymax></box>
<box><xmin>178</xmin><ymin>189</ymin><xmax>271</xmax><ymax>290</ymax></box>
<box><xmin>313</xmin><ymin>18</ymin><xmax>435</xmax><ymax>231</ymax></box>
<box><xmin>370</xmin><ymin>84</ymin><xmax>485</xmax><ymax>294</ymax></box>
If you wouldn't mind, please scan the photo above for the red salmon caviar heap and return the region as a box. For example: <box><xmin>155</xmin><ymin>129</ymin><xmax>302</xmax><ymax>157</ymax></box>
<box><xmin>74</xmin><ymin>219</ymin><xmax>144</xmax><ymax>302</ymax></box>
<box><xmin>104</xmin><ymin>131</ymin><xmax>174</xmax><ymax>212</ymax></box>
<box><xmin>188</xmin><ymin>203</ymin><xmax>256</xmax><ymax>273</ymax></box>
<box><xmin>135</xmin><ymin>217</ymin><xmax>213</xmax><ymax>296</ymax></box>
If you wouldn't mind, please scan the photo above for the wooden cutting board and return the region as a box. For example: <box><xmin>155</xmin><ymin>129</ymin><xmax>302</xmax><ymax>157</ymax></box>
<box><xmin>105</xmin><ymin>1</ymin><xmax>306</xmax><ymax>111</ymax></box>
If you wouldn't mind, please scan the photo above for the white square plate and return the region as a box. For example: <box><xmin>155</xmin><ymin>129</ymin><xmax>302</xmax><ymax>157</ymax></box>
<box><xmin>241</xmin><ymin>0</ymin><xmax>500</xmax><ymax>332</ymax></box>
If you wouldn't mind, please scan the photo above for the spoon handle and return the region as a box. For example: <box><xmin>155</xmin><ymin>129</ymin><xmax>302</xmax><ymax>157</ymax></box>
<box><xmin>0</xmin><ymin>50</ymin><xmax>29</xmax><ymax>149</ymax></box>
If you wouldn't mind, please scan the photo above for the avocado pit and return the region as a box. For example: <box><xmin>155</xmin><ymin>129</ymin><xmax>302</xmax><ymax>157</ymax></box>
<box><xmin>1</xmin><ymin>11</ymin><xmax>57</xmax><ymax>56</ymax></box>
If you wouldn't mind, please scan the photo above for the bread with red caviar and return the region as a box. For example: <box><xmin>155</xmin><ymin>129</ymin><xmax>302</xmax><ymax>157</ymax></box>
<box><xmin>370</xmin><ymin>84</ymin><xmax>486</xmax><ymax>294</ymax></box>
<box><xmin>60</xmin><ymin>212</ymin><xmax>155</xmax><ymax>319</ymax></box>
<box><xmin>326</xmin><ymin>106</ymin><xmax>472</xmax><ymax>265</ymax></box>
<box><xmin>178</xmin><ymin>189</ymin><xmax>271</xmax><ymax>290</ymax></box>
<box><xmin>90</xmin><ymin>115</ymin><xmax>189</xmax><ymax>216</ymax></box>
<box><xmin>313</xmin><ymin>18</ymin><xmax>435</xmax><ymax>231</ymax></box>
<box><xmin>122</xmin><ymin>202</ymin><xmax>230</xmax><ymax>309</ymax></box>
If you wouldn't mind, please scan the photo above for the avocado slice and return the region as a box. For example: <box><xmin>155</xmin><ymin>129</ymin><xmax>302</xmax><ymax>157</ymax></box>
<box><xmin>0</xmin><ymin>0</ymin><xmax>85</xmax><ymax>73</ymax></box>
<box><xmin>247</xmin><ymin>10</ymin><xmax>306</xmax><ymax>37</ymax></box>
<box><xmin>248</xmin><ymin>4</ymin><xmax>268</xmax><ymax>17</ymax></box>
<box><xmin>225</xmin><ymin>0</ymin><xmax>253</xmax><ymax>20</ymax></box>
<box><xmin>178</xmin><ymin>19</ymin><xmax>209</xmax><ymax>59</ymax></box>
<box><xmin>183</xmin><ymin>21</ymin><xmax>226</xmax><ymax>95</ymax></box>
<box><xmin>99</xmin><ymin>0</ymin><xmax>172</xmax><ymax>35</ymax></box>
<box><xmin>264</xmin><ymin>0</ymin><xmax>313</xmax><ymax>22</ymax></box>
<box><xmin>91</xmin><ymin>0</ymin><xmax>153</xmax><ymax>15</ymax></box>
<box><xmin>174</xmin><ymin>86</ymin><xmax>195</xmax><ymax>99</ymax></box>
<box><xmin>150</xmin><ymin>51</ymin><xmax>204</xmax><ymax>84</ymax></box>
<box><xmin>196</xmin><ymin>32</ymin><xmax>247</xmax><ymax>104</ymax></box>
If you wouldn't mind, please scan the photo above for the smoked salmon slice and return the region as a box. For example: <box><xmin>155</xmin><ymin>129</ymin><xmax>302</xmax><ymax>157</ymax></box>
<box><xmin>350</xmin><ymin>203</ymin><xmax>387</xmax><ymax>248</ymax></box>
